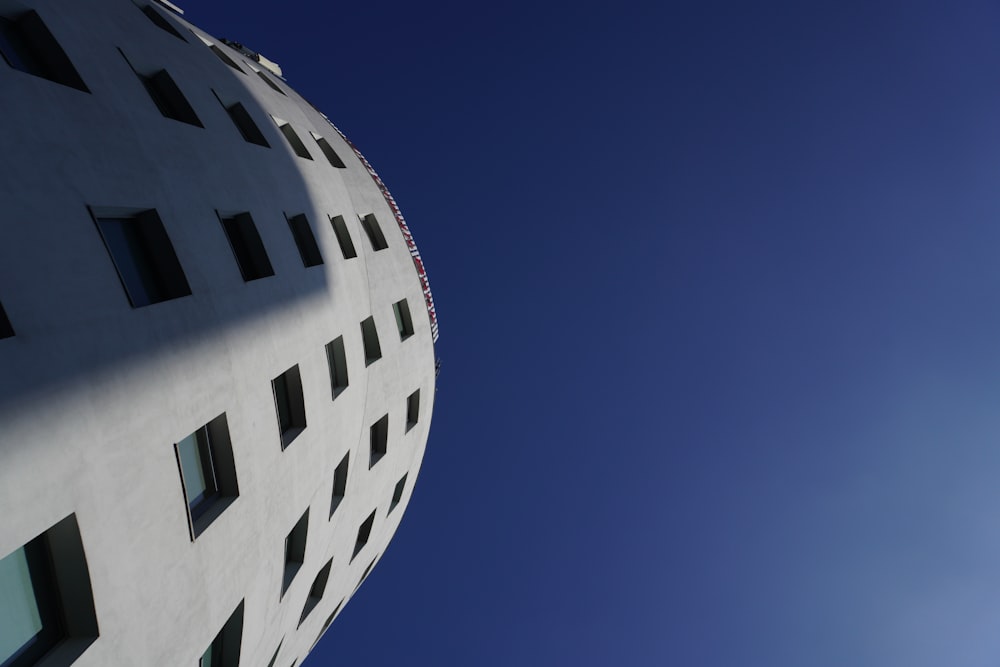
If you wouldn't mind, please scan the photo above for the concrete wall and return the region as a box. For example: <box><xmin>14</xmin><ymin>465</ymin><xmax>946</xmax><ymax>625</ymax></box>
<box><xmin>0</xmin><ymin>1</ymin><xmax>436</xmax><ymax>664</ymax></box>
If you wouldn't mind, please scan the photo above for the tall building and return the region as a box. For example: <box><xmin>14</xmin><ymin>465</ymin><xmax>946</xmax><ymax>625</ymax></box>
<box><xmin>0</xmin><ymin>2</ymin><xmax>438</xmax><ymax>665</ymax></box>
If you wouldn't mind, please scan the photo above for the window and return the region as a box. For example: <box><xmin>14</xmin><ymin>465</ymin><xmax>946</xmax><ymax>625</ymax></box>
<box><xmin>329</xmin><ymin>215</ymin><xmax>357</xmax><ymax>260</ymax></box>
<box><xmin>272</xmin><ymin>117</ymin><xmax>312</xmax><ymax>159</ymax></box>
<box><xmin>266</xmin><ymin>640</ymin><xmax>282</xmax><ymax>667</ymax></box>
<box><xmin>406</xmin><ymin>390</ymin><xmax>420</xmax><ymax>432</ymax></box>
<box><xmin>393</xmin><ymin>299</ymin><xmax>414</xmax><ymax>340</ymax></box>
<box><xmin>200</xmin><ymin>601</ymin><xmax>243</xmax><ymax>667</ymax></box>
<box><xmin>254</xmin><ymin>67</ymin><xmax>285</xmax><ymax>95</ymax></box>
<box><xmin>0</xmin><ymin>300</ymin><xmax>13</xmax><ymax>339</ymax></box>
<box><xmin>0</xmin><ymin>11</ymin><xmax>89</xmax><ymax>92</ymax></box>
<box><xmin>173</xmin><ymin>414</ymin><xmax>239</xmax><ymax>540</ymax></box>
<box><xmin>91</xmin><ymin>207</ymin><xmax>192</xmax><ymax>308</ymax></box>
<box><xmin>369</xmin><ymin>415</ymin><xmax>388</xmax><ymax>469</ymax></box>
<box><xmin>312</xmin><ymin>600</ymin><xmax>343</xmax><ymax>650</ymax></box>
<box><xmin>0</xmin><ymin>514</ymin><xmax>99</xmax><ymax>667</ymax></box>
<box><xmin>272</xmin><ymin>365</ymin><xmax>306</xmax><ymax>449</ymax></box>
<box><xmin>389</xmin><ymin>473</ymin><xmax>408</xmax><ymax>514</ymax></box>
<box><xmin>282</xmin><ymin>509</ymin><xmax>309</xmax><ymax>595</ymax></box>
<box><xmin>360</xmin><ymin>214</ymin><xmax>389</xmax><ymax>251</ymax></box>
<box><xmin>354</xmin><ymin>555</ymin><xmax>378</xmax><ymax>591</ymax></box>
<box><xmin>214</xmin><ymin>92</ymin><xmax>269</xmax><ymax>147</ymax></box>
<box><xmin>352</xmin><ymin>510</ymin><xmax>377</xmax><ymax>560</ymax></box>
<box><xmin>136</xmin><ymin>3</ymin><xmax>186</xmax><ymax>41</ymax></box>
<box><xmin>139</xmin><ymin>69</ymin><xmax>202</xmax><ymax>126</ymax></box>
<box><xmin>330</xmin><ymin>452</ymin><xmax>349</xmax><ymax>517</ymax></box>
<box><xmin>310</xmin><ymin>132</ymin><xmax>346</xmax><ymax>168</ymax></box>
<box><xmin>286</xmin><ymin>214</ymin><xmax>323</xmax><ymax>267</ymax></box>
<box><xmin>208</xmin><ymin>44</ymin><xmax>243</xmax><ymax>73</ymax></box>
<box><xmin>218</xmin><ymin>211</ymin><xmax>274</xmax><ymax>281</ymax></box>
<box><xmin>325</xmin><ymin>336</ymin><xmax>348</xmax><ymax>399</ymax></box>
<box><xmin>360</xmin><ymin>316</ymin><xmax>381</xmax><ymax>366</ymax></box>
<box><xmin>299</xmin><ymin>558</ymin><xmax>332</xmax><ymax>625</ymax></box>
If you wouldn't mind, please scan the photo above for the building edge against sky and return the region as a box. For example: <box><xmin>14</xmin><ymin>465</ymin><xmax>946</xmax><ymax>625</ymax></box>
<box><xmin>0</xmin><ymin>1</ymin><xmax>438</xmax><ymax>665</ymax></box>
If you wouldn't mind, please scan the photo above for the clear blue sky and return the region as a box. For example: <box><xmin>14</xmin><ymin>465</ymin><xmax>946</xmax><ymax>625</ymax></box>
<box><xmin>195</xmin><ymin>2</ymin><xmax>1000</xmax><ymax>665</ymax></box>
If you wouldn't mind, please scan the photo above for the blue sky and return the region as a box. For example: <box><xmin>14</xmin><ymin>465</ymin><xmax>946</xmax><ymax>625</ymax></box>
<box><xmin>195</xmin><ymin>2</ymin><xmax>1000</xmax><ymax>665</ymax></box>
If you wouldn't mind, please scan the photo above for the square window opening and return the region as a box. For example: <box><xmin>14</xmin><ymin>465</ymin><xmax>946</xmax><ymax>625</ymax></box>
<box><xmin>325</xmin><ymin>336</ymin><xmax>349</xmax><ymax>399</ymax></box>
<box><xmin>255</xmin><ymin>68</ymin><xmax>285</xmax><ymax>95</ymax></box>
<box><xmin>218</xmin><ymin>211</ymin><xmax>274</xmax><ymax>281</ymax></box>
<box><xmin>299</xmin><ymin>558</ymin><xmax>333</xmax><ymax>626</ymax></box>
<box><xmin>329</xmin><ymin>215</ymin><xmax>357</xmax><ymax>260</ymax></box>
<box><xmin>310</xmin><ymin>133</ymin><xmax>346</xmax><ymax>168</ymax></box>
<box><xmin>200</xmin><ymin>600</ymin><xmax>243</xmax><ymax>667</ymax></box>
<box><xmin>272</xmin><ymin>365</ymin><xmax>306</xmax><ymax>449</ymax></box>
<box><xmin>91</xmin><ymin>207</ymin><xmax>192</xmax><ymax>308</ymax></box>
<box><xmin>174</xmin><ymin>414</ymin><xmax>239</xmax><ymax>540</ymax></box>
<box><xmin>214</xmin><ymin>93</ymin><xmax>268</xmax><ymax>147</ymax></box>
<box><xmin>360</xmin><ymin>214</ymin><xmax>389</xmax><ymax>251</ymax></box>
<box><xmin>272</xmin><ymin>117</ymin><xmax>311</xmax><ymax>159</ymax></box>
<box><xmin>136</xmin><ymin>3</ymin><xmax>186</xmax><ymax>41</ymax></box>
<box><xmin>406</xmin><ymin>390</ymin><xmax>420</xmax><ymax>432</ymax></box>
<box><xmin>0</xmin><ymin>11</ymin><xmax>89</xmax><ymax>92</ymax></box>
<box><xmin>209</xmin><ymin>44</ymin><xmax>243</xmax><ymax>73</ymax></box>
<box><xmin>393</xmin><ymin>299</ymin><xmax>414</xmax><ymax>340</ymax></box>
<box><xmin>138</xmin><ymin>69</ymin><xmax>202</xmax><ymax>126</ymax></box>
<box><xmin>351</xmin><ymin>511</ymin><xmax>377</xmax><ymax>561</ymax></box>
<box><xmin>368</xmin><ymin>414</ymin><xmax>388</xmax><ymax>469</ymax></box>
<box><xmin>282</xmin><ymin>509</ymin><xmax>309</xmax><ymax>595</ymax></box>
<box><xmin>286</xmin><ymin>213</ymin><xmax>323</xmax><ymax>267</ymax></box>
<box><xmin>360</xmin><ymin>316</ymin><xmax>382</xmax><ymax>366</ymax></box>
<box><xmin>389</xmin><ymin>473</ymin><xmax>408</xmax><ymax>514</ymax></box>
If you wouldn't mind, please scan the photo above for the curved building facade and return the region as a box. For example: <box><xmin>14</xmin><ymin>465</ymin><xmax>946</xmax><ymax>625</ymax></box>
<box><xmin>0</xmin><ymin>2</ymin><xmax>437</xmax><ymax>665</ymax></box>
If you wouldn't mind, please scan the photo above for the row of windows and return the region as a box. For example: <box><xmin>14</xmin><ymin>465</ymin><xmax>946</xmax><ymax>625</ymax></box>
<box><xmin>0</xmin><ymin>4</ymin><xmax>347</xmax><ymax>170</ymax></box>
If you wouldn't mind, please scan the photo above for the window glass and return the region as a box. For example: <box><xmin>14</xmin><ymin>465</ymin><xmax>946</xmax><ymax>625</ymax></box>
<box><xmin>177</xmin><ymin>432</ymin><xmax>208</xmax><ymax>508</ymax></box>
<box><xmin>0</xmin><ymin>547</ymin><xmax>42</xmax><ymax>662</ymax></box>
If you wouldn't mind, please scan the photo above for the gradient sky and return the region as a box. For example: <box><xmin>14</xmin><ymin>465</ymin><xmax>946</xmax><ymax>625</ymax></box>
<box><xmin>195</xmin><ymin>2</ymin><xmax>1000</xmax><ymax>665</ymax></box>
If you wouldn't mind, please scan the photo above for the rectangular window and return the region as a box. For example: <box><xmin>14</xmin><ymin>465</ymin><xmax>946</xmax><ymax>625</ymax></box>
<box><xmin>0</xmin><ymin>514</ymin><xmax>99</xmax><ymax>667</ymax></box>
<box><xmin>217</xmin><ymin>96</ymin><xmax>269</xmax><ymax>147</ymax></box>
<box><xmin>139</xmin><ymin>69</ymin><xmax>202</xmax><ymax>127</ymax></box>
<box><xmin>369</xmin><ymin>414</ymin><xmax>388</xmax><ymax>469</ymax></box>
<box><xmin>329</xmin><ymin>215</ymin><xmax>357</xmax><ymax>259</ymax></box>
<box><xmin>310</xmin><ymin>132</ymin><xmax>346</xmax><ymax>168</ymax></box>
<box><xmin>209</xmin><ymin>44</ymin><xmax>243</xmax><ymax>73</ymax></box>
<box><xmin>312</xmin><ymin>600</ymin><xmax>344</xmax><ymax>650</ymax></box>
<box><xmin>255</xmin><ymin>68</ymin><xmax>285</xmax><ymax>95</ymax></box>
<box><xmin>330</xmin><ymin>452</ymin><xmax>349</xmax><ymax>517</ymax></box>
<box><xmin>201</xmin><ymin>600</ymin><xmax>243</xmax><ymax>667</ymax></box>
<box><xmin>219</xmin><ymin>211</ymin><xmax>274</xmax><ymax>281</ymax></box>
<box><xmin>389</xmin><ymin>473</ymin><xmax>408</xmax><ymax>514</ymax></box>
<box><xmin>91</xmin><ymin>207</ymin><xmax>192</xmax><ymax>308</ymax></box>
<box><xmin>393</xmin><ymin>299</ymin><xmax>414</xmax><ymax>340</ymax></box>
<box><xmin>173</xmin><ymin>414</ymin><xmax>239</xmax><ymax>540</ymax></box>
<box><xmin>299</xmin><ymin>558</ymin><xmax>333</xmax><ymax>626</ymax></box>
<box><xmin>272</xmin><ymin>116</ymin><xmax>312</xmax><ymax>159</ymax></box>
<box><xmin>406</xmin><ymin>390</ymin><xmax>420</xmax><ymax>432</ymax></box>
<box><xmin>0</xmin><ymin>300</ymin><xmax>13</xmax><ymax>339</ymax></box>
<box><xmin>354</xmin><ymin>555</ymin><xmax>378</xmax><ymax>591</ymax></box>
<box><xmin>325</xmin><ymin>336</ymin><xmax>349</xmax><ymax>399</ymax></box>
<box><xmin>272</xmin><ymin>365</ymin><xmax>306</xmax><ymax>449</ymax></box>
<box><xmin>352</xmin><ymin>510</ymin><xmax>377</xmax><ymax>560</ymax></box>
<box><xmin>360</xmin><ymin>214</ymin><xmax>389</xmax><ymax>251</ymax></box>
<box><xmin>0</xmin><ymin>11</ymin><xmax>89</xmax><ymax>92</ymax></box>
<box><xmin>137</xmin><ymin>3</ymin><xmax>186</xmax><ymax>41</ymax></box>
<box><xmin>360</xmin><ymin>316</ymin><xmax>382</xmax><ymax>366</ymax></box>
<box><xmin>286</xmin><ymin>213</ymin><xmax>324</xmax><ymax>267</ymax></box>
<box><xmin>282</xmin><ymin>509</ymin><xmax>309</xmax><ymax>595</ymax></box>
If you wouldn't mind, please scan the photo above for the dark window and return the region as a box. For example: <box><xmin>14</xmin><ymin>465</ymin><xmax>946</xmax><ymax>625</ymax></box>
<box><xmin>360</xmin><ymin>316</ymin><xmax>382</xmax><ymax>366</ymax></box>
<box><xmin>272</xmin><ymin>365</ymin><xmax>306</xmax><ymax>449</ymax></box>
<box><xmin>354</xmin><ymin>555</ymin><xmax>378</xmax><ymax>591</ymax></box>
<box><xmin>0</xmin><ymin>300</ymin><xmax>13</xmax><ymax>339</ymax></box>
<box><xmin>173</xmin><ymin>414</ymin><xmax>239</xmax><ymax>540</ymax></box>
<box><xmin>312</xmin><ymin>600</ymin><xmax>343</xmax><ymax>650</ymax></box>
<box><xmin>286</xmin><ymin>214</ymin><xmax>323</xmax><ymax>267</ymax></box>
<box><xmin>138</xmin><ymin>69</ymin><xmax>202</xmax><ymax>126</ymax></box>
<box><xmin>329</xmin><ymin>215</ymin><xmax>357</xmax><ymax>259</ymax></box>
<box><xmin>389</xmin><ymin>473</ymin><xmax>408</xmax><ymax>514</ymax></box>
<box><xmin>219</xmin><ymin>98</ymin><xmax>269</xmax><ymax>147</ymax></box>
<box><xmin>92</xmin><ymin>208</ymin><xmax>192</xmax><ymax>308</ymax></box>
<box><xmin>255</xmin><ymin>68</ymin><xmax>285</xmax><ymax>95</ymax></box>
<box><xmin>311</xmin><ymin>133</ymin><xmax>346</xmax><ymax>168</ymax></box>
<box><xmin>299</xmin><ymin>558</ymin><xmax>333</xmax><ymax>625</ymax></box>
<box><xmin>393</xmin><ymin>299</ymin><xmax>414</xmax><ymax>340</ymax></box>
<box><xmin>0</xmin><ymin>11</ymin><xmax>89</xmax><ymax>92</ymax></box>
<box><xmin>369</xmin><ymin>414</ymin><xmax>388</xmax><ymax>469</ymax></box>
<box><xmin>352</xmin><ymin>510</ymin><xmax>377</xmax><ymax>560</ymax></box>
<box><xmin>406</xmin><ymin>390</ymin><xmax>420</xmax><ymax>432</ymax></box>
<box><xmin>273</xmin><ymin>117</ymin><xmax>312</xmax><ymax>159</ymax></box>
<box><xmin>325</xmin><ymin>336</ymin><xmax>348</xmax><ymax>399</ymax></box>
<box><xmin>209</xmin><ymin>44</ymin><xmax>243</xmax><ymax>73</ymax></box>
<box><xmin>360</xmin><ymin>214</ymin><xmax>388</xmax><ymax>251</ymax></box>
<box><xmin>0</xmin><ymin>514</ymin><xmax>99</xmax><ymax>667</ymax></box>
<box><xmin>266</xmin><ymin>640</ymin><xmax>283</xmax><ymax>667</ymax></box>
<box><xmin>282</xmin><ymin>509</ymin><xmax>309</xmax><ymax>595</ymax></box>
<box><xmin>330</xmin><ymin>452</ymin><xmax>349</xmax><ymax>517</ymax></box>
<box><xmin>137</xmin><ymin>3</ymin><xmax>186</xmax><ymax>41</ymax></box>
<box><xmin>219</xmin><ymin>211</ymin><xmax>274</xmax><ymax>281</ymax></box>
<box><xmin>200</xmin><ymin>601</ymin><xmax>243</xmax><ymax>667</ymax></box>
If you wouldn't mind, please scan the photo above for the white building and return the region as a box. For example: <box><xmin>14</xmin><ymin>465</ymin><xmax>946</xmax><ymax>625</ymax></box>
<box><xmin>0</xmin><ymin>2</ymin><xmax>438</xmax><ymax>665</ymax></box>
